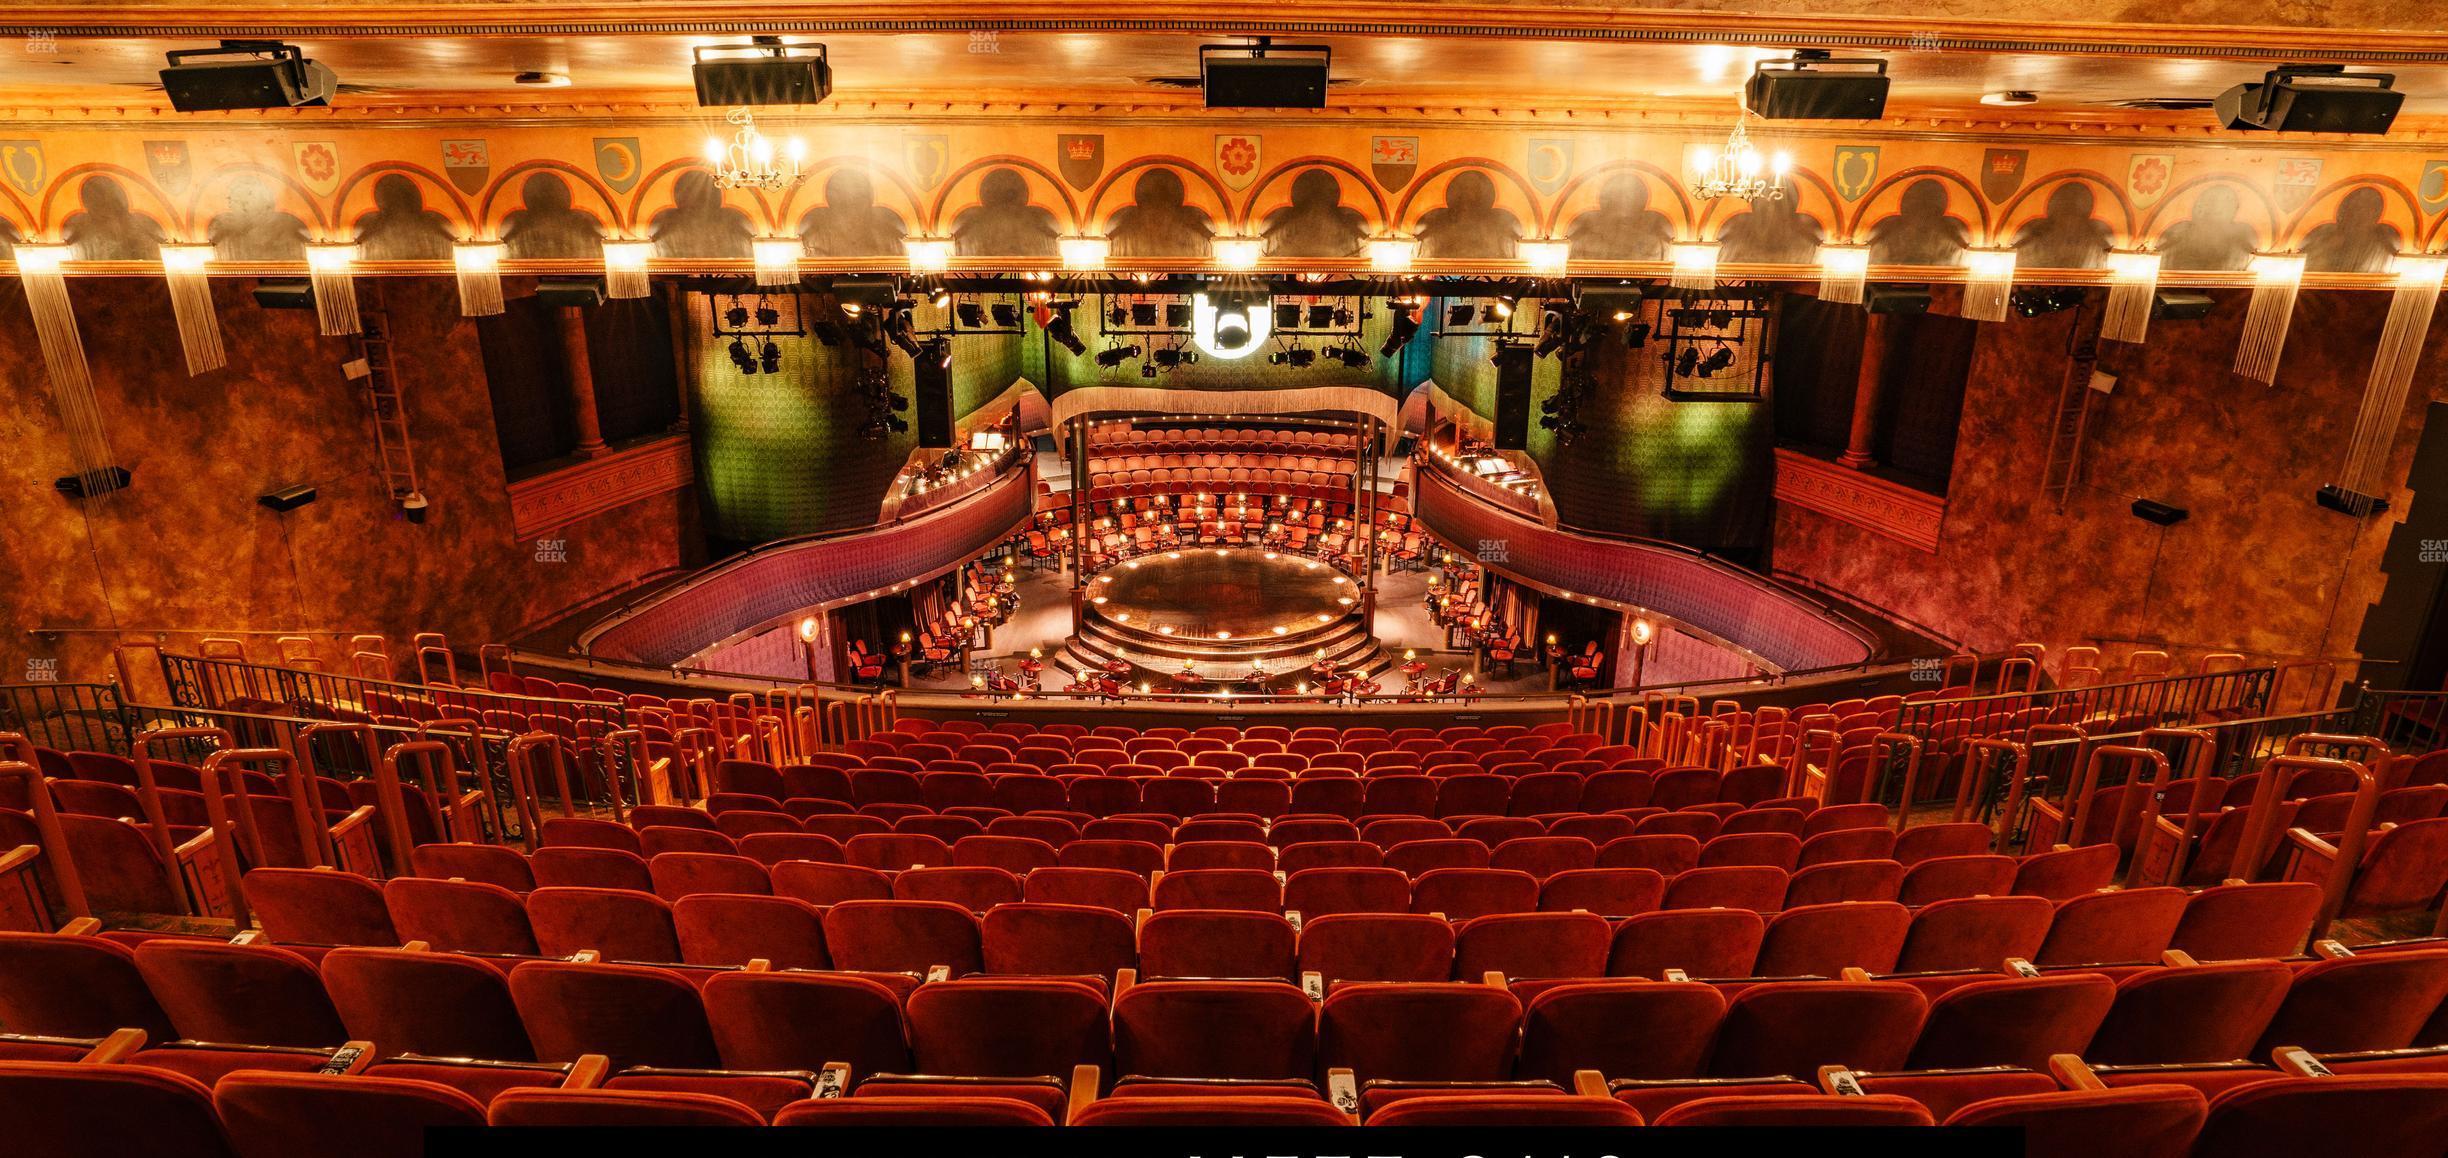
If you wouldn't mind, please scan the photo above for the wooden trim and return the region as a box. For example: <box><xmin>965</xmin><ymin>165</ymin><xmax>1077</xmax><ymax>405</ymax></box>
<box><xmin>506</xmin><ymin>434</ymin><xmax>692</xmax><ymax>540</ymax></box>
<box><xmin>1773</xmin><ymin>448</ymin><xmax>1947</xmax><ymax>554</ymax></box>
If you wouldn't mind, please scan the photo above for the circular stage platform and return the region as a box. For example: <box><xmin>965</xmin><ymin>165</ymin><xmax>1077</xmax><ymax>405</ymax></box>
<box><xmin>1067</xmin><ymin>547</ymin><xmax>1387</xmax><ymax>683</ymax></box>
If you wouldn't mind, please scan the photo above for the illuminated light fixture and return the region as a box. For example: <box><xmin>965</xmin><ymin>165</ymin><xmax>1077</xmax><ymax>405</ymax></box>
<box><xmin>2332</xmin><ymin>252</ymin><xmax>2448</xmax><ymax>515</ymax></box>
<box><xmin>1518</xmin><ymin>239</ymin><xmax>1570</xmax><ymax>275</ymax></box>
<box><xmin>1631</xmin><ymin>618</ymin><xmax>1655</xmax><ymax>645</ymax></box>
<box><xmin>752</xmin><ymin>237</ymin><xmax>801</xmax><ymax>286</ymax></box>
<box><xmin>17</xmin><ymin>244</ymin><xmax>120</xmax><ymax>497</ymax></box>
<box><xmin>1962</xmin><ymin>248</ymin><xmax>2018</xmax><ymax>323</ymax></box>
<box><xmin>2100</xmin><ymin>250</ymin><xmax>2162</xmax><ymax>344</ymax></box>
<box><xmin>904</xmin><ymin>236</ymin><xmax>952</xmax><ymax>273</ymax></box>
<box><xmin>1815</xmin><ymin>244</ymin><xmax>1869</xmax><ymax>305</ymax></box>
<box><xmin>158</xmin><ymin>244</ymin><xmax>226</xmax><ymax>375</ymax></box>
<box><xmin>304</xmin><ymin>242</ymin><xmax>361</xmax><ymax>335</ymax></box>
<box><xmin>1191</xmin><ymin>292</ymin><xmax>1272</xmax><ymax>360</ymax></box>
<box><xmin>2233</xmin><ymin>252</ymin><xmax>2304</xmax><ymax>384</ymax></box>
<box><xmin>704</xmin><ymin>108</ymin><xmax>807</xmax><ymax>191</ymax></box>
<box><xmin>602</xmin><ymin>240</ymin><xmax>652</xmax><ymax>299</ymax></box>
<box><xmin>1058</xmin><ymin>235</ymin><xmax>1109</xmax><ymax>271</ymax></box>
<box><xmin>1213</xmin><ymin>237</ymin><xmax>1262</xmax><ymax>270</ymax></box>
<box><xmin>1368</xmin><ymin>235</ymin><xmax>1419</xmax><ymax>273</ymax></box>
<box><xmin>1669</xmin><ymin>241</ymin><xmax>1720</xmax><ymax>292</ymax></box>
<box><xmin>797</xmin><ymin>616</ymin><xmax>818</xmax><ymax>642</ymax></box>
<box><xmin>452</xmin><ymin>241</ymin><xmax>506</xmax><ymax>317</ymax></box>
<box><xmin>1688</xmin><ymin>105</ymin><xmax>1790</xmax><ymax>202</ymax></box>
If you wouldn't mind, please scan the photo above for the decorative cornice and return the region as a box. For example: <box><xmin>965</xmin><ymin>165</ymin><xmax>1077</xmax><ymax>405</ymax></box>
<box><xmin>507</xmin><ymin>434</ymin><xmax>693</xmax><ymax>539</ymax></box>
<box><xmin>1774</xmin><ymin>448</ymin><xmax>1947</xmax><ymax>553</ymax></box>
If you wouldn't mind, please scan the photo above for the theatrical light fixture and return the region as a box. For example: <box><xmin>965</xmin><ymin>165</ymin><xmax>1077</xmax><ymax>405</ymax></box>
<box><xmin>1519</xmin><ymin>239</ymin><xmax>1571</xmax><ymax>275</ymax></box>
<box><xmin>1963</xmin><ymin>248</ymin><xmax>2018</xmax><ymax>323</ymax></box>
<box><xmin>1623</xmin><ymin>321</ymin><xmax>1653</xmax><ymax>349</ymax></box>
<box><xmin>1045</xmin><ymin>309</ymin><xmax>1088</xmax><ymax>355</ymax></box>
<box><xmin>1816</xmin><ymin>244</ymin><xmax>1870</xmax><ymax>305</ymax></box>
<box><xmin>1380</xmin><ymin>300</ymin><xmax>1421</xmax><ymax>357</ymax></box>
<box><xmin>1059</xmin><ymin>236</ymin><xmax>1110</xmax><ymax>271</ymax></box>
<box><xmin>885</xmin><ymin>309</ymin><xmax>924</xmax><ymax>357</ymax></box>
<box><xmin>159</xmin><ymin>41</ymin><xmax>336</xmax><ymax>111</ymax></box>
<box><xmin>728</xmin><ymin>336</ymin><xmax>758</xmax><ymax>373</ymax></box>
<box><xmin>1669</xmin><ymin>242</ymin><xmax>1721</xmax><ymax>291</ymax></box>
<box><xmin>1446</xmin><ymin>304</ymin><xmax>1475</xmax><ymax>327</ymax></box>
<box><xmin>1368</xmin><ymin>236</ymin><xmax>1418</xmax><ymax>273</ymax></box>
<box><xmin>705</xmin><ymin>109</ymin><xmax>807</xmax><ymax>191</ymax></box>
<box><xmin>1307</xmin><ymin>304</ymin><xmax>1338</xmax><ymax>329</ymax></box>
<box><xmin>990</xmin><ymin>303</ymin><xmax>1021</xmax><ymax>327</ymax></box>
<box><xmin>752</xmin><ymin>237</ymin><xmax>801</xmax><ymax>286</ymax></box>
<box><xmin>1133</xmin><ymin>303</ymin><xmax>1161</xmax><ymax>327</ymax></box>
<box><xmin>956</xmin><ymin>302</ymin><xmax>985</xmax><ymax>328</ymax></box>
<box><xmin>2216</xmin><ymin>64</ymin><xmax>2401</xmax><ymax>134</ymax></box>
<box><xmin>692</xmin><ymin>38</ymin><xmax>832</xmax><ymax>107</ymax></box>
<box><xmin>1095</xmin><ymin>344</ymin><xmax>1141</xmax><ymax>368</ymax></box>
<box><xmin>602</xmin><ymin>240</ymin><xmax>652</xmax><ymax>299</ymax></box>
<box><xmin>904</xmin><ymin>237</ymin><xmax>953</xmax><ymax>273</ymax></box>
<box><xmin>1166</xmin><ymin>302</ymin><xmax>1193</xmax><ymax>328</ymax></box>
<box><xmin>759</xmin><ymin>339</ymin><xmax>782</xmax><ymax>374</ymax></box>
<box><xmin>1698</xmin><ymin>345</ymin><xmax>1737</xmax><ymax>375</ymax></box>
<box><xmin>452</xmin><ymin>241</ymin><xmax>506</xmax><ymax>317</ymax></box>
<box><xmin>1214</xmin><ymin>237</ymin><xmax>1263</xmax><ymax>270</ymax></box>
<box><xmin>1490</xmin><ymin>296</ymin><xmax>1516</xmax><ymax>319</ymax></box>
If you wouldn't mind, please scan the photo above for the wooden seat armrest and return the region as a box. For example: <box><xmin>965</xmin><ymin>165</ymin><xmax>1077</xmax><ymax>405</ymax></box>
<box><xmin>2049</xmin><ymin>1054</ymin><xmax>2105</xmax><ymax>1091</ymax></box>
<box><xmin>560</xmin><ymin>1055</ymin><xmax>610</xmax><ymax>1089</ymax></box>
<box><xmin>59</xmin><ymin>917</ymin><xmax>103</xmax><ymax>936</ymax></box>
<box><xmin>1572</xmin><ymin>1069</ymin><xmax>1608</xmax><ymax>1098</ymax></box>
<box><xmin>2160</xmin><ymin>949</ymin><xmax>2199</xmax><ymax>967</ymax></box>
<box><xmin>172</xmin><ymin>827</ymin><xmax>219</xmax><ymax>857</ymax></box>
<box><xmin>1064</xmin><ymin>1064</ymin><xmax>1101</xmax><ymax>1125</ymax></box>
<box><xmin>2285</xmin><ymin>827</ymin><xmax>2341</xmax><ymax>862</ymax></box>
<box><xmin>79</xmin><ymin>1028</ymin><xmax>147</xmax><ymax>1064</ymax></box>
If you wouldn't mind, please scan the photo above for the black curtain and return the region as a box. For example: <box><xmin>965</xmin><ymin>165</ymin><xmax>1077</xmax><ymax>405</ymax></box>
<box><xmin>1873</xmin><ymin>312</ymin><xmax>1975</xmax><ymax>493</ymax></box>
<box><xmin>1770</xmin><ymin>292</ymin><xmax>1862</xmax><ymax>455</ymax></box>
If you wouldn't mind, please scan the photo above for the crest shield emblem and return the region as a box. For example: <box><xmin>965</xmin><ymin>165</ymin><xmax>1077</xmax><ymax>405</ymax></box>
<box><xmin>1370</xmin><ymin>136</ymin><xmax>1418</xmax><ymax>192</ymax></box>
<box><xmin>1980</xmin><ymin>148</ymin><xmax>2027</xmax><ymax>202</ymax></box>
<box><xmin>2422</xmin><ymin>161</ymin><xmax>2448</xmax><ymax>215</ymax></box>
<box><xmin>2126</xmin><ymin>153</ymin><xmax>2175</xmax><ymax>208</ymax></box>
<box><xmin>0</xmin><ymin>141</ymin><xmax>40</xmax><ymax>197</ymax></box>
<box><xmin>1833</xmin><ymin>145</ymin><xmax>1881</xmax><ymax>202</ymax></box>
<box><xmin>2274</xmin><ymin>158</ymin><xmax>2322</xmax><ymax>214</ymax></box>
<box><xmin>903</xmin><ymin>133</ymin><xmax>948</xmax><ymax>190</ymax></box>
<box><xmin>1057</xmin><ymin>134</ymin><xmax>1105</xmax><ymax>193</ymax></box>
<box><xmin>1215</xmin><ymin>134</ymin><xmax>1261</xmax><ymax>191</ymax></box>
<box><xmin>144</xmin><ymin>141</ymin><xmax>192</xmax><ymax>197</ymax></box>
<box><xmin>440</xmin><ymin>139</ymin><xmax>490</xmax><ymax>196</ymax></box>
<box><xmin>1527</xmin><ymin>139</ymin><xmax>1575</xmax><ymax>196</ymax></box>
<box><xmin>593</xmin><ymin>137</ymin><xmax>642</xmax><ymax>195</ymax></box>
<box><xmin>291</xmin><ymin>142</ymin><xmax>340</xmax><ymax>198</ymax></box>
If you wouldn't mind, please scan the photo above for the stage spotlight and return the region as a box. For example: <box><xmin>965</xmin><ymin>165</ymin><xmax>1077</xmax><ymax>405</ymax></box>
<box><xmin>1046</xmin><ymin>311</ymin><xmax>1088</xmax><ymax>355</ymax></box>
<box><xmin>1491</xmin><ymin>296</ymin><xmax>1516</xmax><ymax>319</ymax></box>
<box><xmin>990</xmin><ymin>303</ymin><xmax>1020</xmax><ymax>327</ymax></box>
<box><xmin>1132</xmin><ymin>302</ymin><xmax>1160</xmax><ymax>327</ymax></box>
<box><xmin>759</xmin><ymin>339</ymin><xmax>783</xmax><ymax>374</ymax></box>
<box><xmin>728</xmin><ymin>337</ymin><xmax>757</xmax><ymax>373</ymax></box>
<box><xmin>1107</xmin><ymin>301</ymin><xmax>1129</xmax><ymax>327</ymax></box>
<box><xmin>1305</xmin><ymin>304</ymin><xmax>1336</xmax><ymax>328</ymax></box>
<box><xmin>1623</xmin><ymin>321</ymin><xmax>1652</xmax><ymax>349</ymax></box>
<box><xmin>1095</xmin><ymin>344</ymin><xmax>1141</xmax><ymax>368</ymax></box>
<box><xmin>956</xmin><ymin>302</ymin><xmax>984</xmax><ymax>328</ymax></box>
<box><xmin>927</xmin><ymin>283</ymin><xmax>952</xmax><ymax>309</ymax></box>
<box><xmin>1276</xmin><ymin>303</ymin><xmax>1304</xmax><ymax>330</ymax></box>
<box><xmin>1447</xmin><ymin>303</ymin><xmax>1475</xmax><ymax>327</ymax></box>
<box><xmin>1287</xmin><ymin>347</ymin><xmax>1317</xmax><ymax>368</ymax></box>
<box><xmin>1332</xmin><ymin>347</ymin><xmax>1370</xmax><ymax>369</ymax></box>
<box><xmin>1333</xmin><ymin>306</ymin><xmax>1355</xmax><ymax>326</ymax></box>
<box><xmin>1674</xmin><ymin>346</ymin><xmax>1700</xmax><ymax>377</ymax></box>
<box><xmin>1533</xmin><ymin>311</ymin><xmax>1569</xmax><ymax>358</ymax></box>
<box><xmin>1698</xmin><ymin>345</ymin><xmax>1736</xmax><ymax>375</ymax></box>
<box><xmin>1380</xmin><ymin>302</ymin><xmax>1421</xmax><ymax>357</ymax></box>
<box><xmin>159</xmin><ymin>41</ymin><xmax>336</xmax><ymax>112</ymax></box>
<box><xmin>885</xmin><ymin>309</ymin><xmax>923</xmax><ymax>357</ymax></box>
<box><xmin>724</xmin><ymin>304</ymin><xmax>751</xmax><ymax>328</ymax></box>
<box><xmin>1166</xmin><ymin>302</ymin><xmax>1192</xmax><ymax>328</ymax></box>
<box><xmin>812</xmin><ymin>319</ymin><xmax>843</xmax><ymax>347</ymax></box>
<box><xmin>1153</xmin><ymin>347</ymin><xmax>1183</xmax><ymax>368</ymax></box>
<box><xmin>755</xmin><ymin>302</ymin><xmax>781</xmax><ymax>327</ymax></box>
<box><xmin>924</xmin><ymin>336</ymin><xmax>953</xmax><ymax>369</ymax></box>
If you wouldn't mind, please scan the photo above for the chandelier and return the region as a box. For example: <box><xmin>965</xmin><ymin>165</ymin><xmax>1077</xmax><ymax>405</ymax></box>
<box><xmin>704</xmin><ymin>108</ymin><xmax>807</xmax><ymax>191</ymax></box>
<box><xmin>1688</xmin><ymin>106</ymin><xmax>1790</xmax><ymax>202</ymax></box>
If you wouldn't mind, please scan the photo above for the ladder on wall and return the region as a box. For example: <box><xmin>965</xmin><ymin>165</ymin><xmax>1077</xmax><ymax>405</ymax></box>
<box><xmin>2039</xmin><ymin>296</ymin><xmax>2105</xmax><ymax>513</ymax></box>
<box><xmin>347</xmin><ymin>283</ymin><xmax>422</xmax><ymax>504</ymax></box>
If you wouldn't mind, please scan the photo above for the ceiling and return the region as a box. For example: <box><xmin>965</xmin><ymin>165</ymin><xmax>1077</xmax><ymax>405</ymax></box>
<box><xmin>5</xmin><ymin>30</ymin><xmax>2448</xmax><ymax>122</ymax></box>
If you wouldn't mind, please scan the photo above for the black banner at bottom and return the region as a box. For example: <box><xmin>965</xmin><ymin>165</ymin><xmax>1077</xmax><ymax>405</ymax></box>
<box><xmin>430</xmin><ymin>1125</ymin><xmax>2020</xmax><ymax>1157</ymax></box>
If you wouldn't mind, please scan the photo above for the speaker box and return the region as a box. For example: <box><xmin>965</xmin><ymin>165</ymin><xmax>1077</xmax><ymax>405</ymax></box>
<box><xmin>915</xmin><ymin>351</ymin><xmax>955</xmax><ymax>449</ymax></box>
<box><xmin>159</xmin><ymin>45</ymin><xmax>336</xmax><ymax>111</ymax></box>
<box><xmin>259</xmin><ymin>484</ymin><xmax>318</xmax><ymax>512</ymax></box>
<box><xmin>1746</xmin><ymin>55</ymin><xmax>1890</xmax><ymax>120</ymax></box>
<box><xmin>536</xmin><ymin>279</ymin><xmax>604</xmax><ymax>309</ymax></box>
<box><xmin>2216</xmin><ymin>67</ymin><xmax>2400</xmax><ymax>134</ymax></box>
<box><xmin>1867</xmin><ymin>285</ymin><xmax>1931</xmax><ymax>315</ymax></box>
<box><xmin>691</xmin><ymin>43</ymin><xmax>832</xmax><ymax>107</ymax></box>
<box><xmin>55</xmin><ymin>466</ymin><xmax>132</xmax><ymax>498</ymax></box>
<box><xmin>252</xmin><ymin>279</ymin><xmax>315</xmax><ymax>310</ymax></box>
<box><xmin>1200</xmin><ymin>43</ymin><xmax>1331</xmax><ymax>108</ymax></box>
<box><xmin>1493</xmin><ymin>345</ymin><xmax>1534</xmax><ymax>451</ymax></box>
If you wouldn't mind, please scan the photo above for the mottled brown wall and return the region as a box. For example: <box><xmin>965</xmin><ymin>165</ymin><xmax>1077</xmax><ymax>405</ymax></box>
<box><xmin>1773</xmin><ymin>287</ymin><xmax>2447</xmax><ymax>687</ymax></box>
<box><xmin>0</xmin><ymin>276</ymin><xmax>699</xmax><ymax>687</ymax></box>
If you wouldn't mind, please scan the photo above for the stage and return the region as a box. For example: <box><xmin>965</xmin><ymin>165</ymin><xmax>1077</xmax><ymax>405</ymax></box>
<box><xmin>1070</xmin><ymin>547</ymin><xmax>1382</xmax><ymax>686</ymax></box>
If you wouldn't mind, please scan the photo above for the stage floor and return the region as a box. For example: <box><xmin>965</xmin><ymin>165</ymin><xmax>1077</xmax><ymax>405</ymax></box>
<box><xmin>1091</xmin><ymin>548</ymin><xmax>1355</xmax><ymax>642</ymax></box>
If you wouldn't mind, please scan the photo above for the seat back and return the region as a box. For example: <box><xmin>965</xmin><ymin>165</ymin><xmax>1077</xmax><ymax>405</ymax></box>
<box><xmin>133</xmin><ymin>939</ymin><xmax>348</xmax><ymax>1047</ymax></box>
<box><xmin>1908</xmin><ymin>973</ymin><xmax>2119</xmax><ymax>1070</ymax></box>
<box><xmin>214</xmin><ymin>1070</ymin><xmax>487</xmax><ymax>1157</ymax></box>
<box><xmin>0</xmin><ymin>1060</ymin><xmax>233</xmax><ymax>1157</ymax></box>
<box><xmin>2085</xmin><ymin>960</ymin><xmax>2293</xmax><ymax>1065</ymax></box>
<box><xmin>322</xmin><ymin>946</ymin><xmax>535</xmax><ymax>1061</ymax></box>
<box><xmin>506</xmin><ymin>960</ymin><xmax>720</xmax><ymax>1068</ymax></box>
<box><xmin>1319</xmin><ymin>982</ymin><xmax>1522</xmax><ymax>1082</ymax></box>
<box><xmin>1709</xmin><ymin>981</ymin><xmax>1928</xmax><ymax>1076</ymax></box>
<box><xmin>1112</xmin><ymin>980</ymin><xmax>1318</xmax><ymax>1081</ymax></box>
<box><xmin>700</xmin><ymin>970</ymin><xmax>909</xmax><ymax>1076</ymax></box>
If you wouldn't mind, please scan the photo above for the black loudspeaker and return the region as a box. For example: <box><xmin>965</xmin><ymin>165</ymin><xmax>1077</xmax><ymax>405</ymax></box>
<box><xmin>159</xmin><ymin>43</ymin><xmax>336</xmax><ymax>111</ymax></box>
<box><xmin>2152</xmin><ymin>291</ymin><xmax>2216</xmax><ymax>320</ymax></box>
<box><xmin>536</xmin><ymin>279</ymin><xmax>604</xmax><ymax>308</ymax></box>
<box><xmin>2131</xmin><ymin>499</ymin><xmax>2190</xmax><ymax>526</ymax></box>
<box><xmin>1493</xmin><ymin>345</ymin><xmax>1534</xmax><ymax>451</ymax></box>
<box><xmin>914</xmin><ymin>349</ymin><xmax>955</xmax><ymax>449</ymax></box>
<box><xmin>55</xmin><ymin>466</ymin><xmax>132</xmax><ymax>498</ymax></box>
<box><xmin>1199</xmin><ymin>42</ymin><xmax>1331</xmax><ymax>108</ymax></box>
<box><xmin>1867</xmin><ymin>285</ymin><xmax>1932</xmax><ymax>315</ymax></box>
<box><xmin>252</xmin><ymin>279</ymin><xmax>315</xmax><ymax>310</ymax></box>
<box><xmin>691</xmin><ymin>41</ymin><xmax>831</xmax><ymax>107</ymax></box>
<box><xmin>1746</xmin><ymin>54</ymin><xmax>1890</xmax><ymax>120</ymax></box>
<box><xmin>258</xmin><ymin>484</ymin><xmax>318</xmax><ymax>512</ymax></box>
<box><xmin>2216</xmin><ymin>66</ymin><xmax>2400</xmax><ymax>134</ymax></box>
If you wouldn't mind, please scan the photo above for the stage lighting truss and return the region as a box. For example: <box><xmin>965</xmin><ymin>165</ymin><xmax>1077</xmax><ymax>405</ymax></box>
<box><xmin>1433</xmin><ymin>293</ymin><xmax>1545</xmax><ymax>340</ymax></box>
<box><xmin>934</xmin><ymin>291</ymin><xmax>1026</xmax><ymax>336</ymax></box>
<box><xmin>1656</xmin><ymin>289</ymin><xmax>1772</xmax><ymax>401</ymax></box>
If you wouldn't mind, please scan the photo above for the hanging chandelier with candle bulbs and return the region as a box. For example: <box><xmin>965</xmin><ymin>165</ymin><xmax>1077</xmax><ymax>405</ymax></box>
<box><xmin>1688</xmin><ymin>99</ymin><xmax>1790</xmax><ymax>203</ymax></box>
<box><xmin>705</xmin><ymin>108</ymin><xmax>807</xmax><ymax>191</ymax></box>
